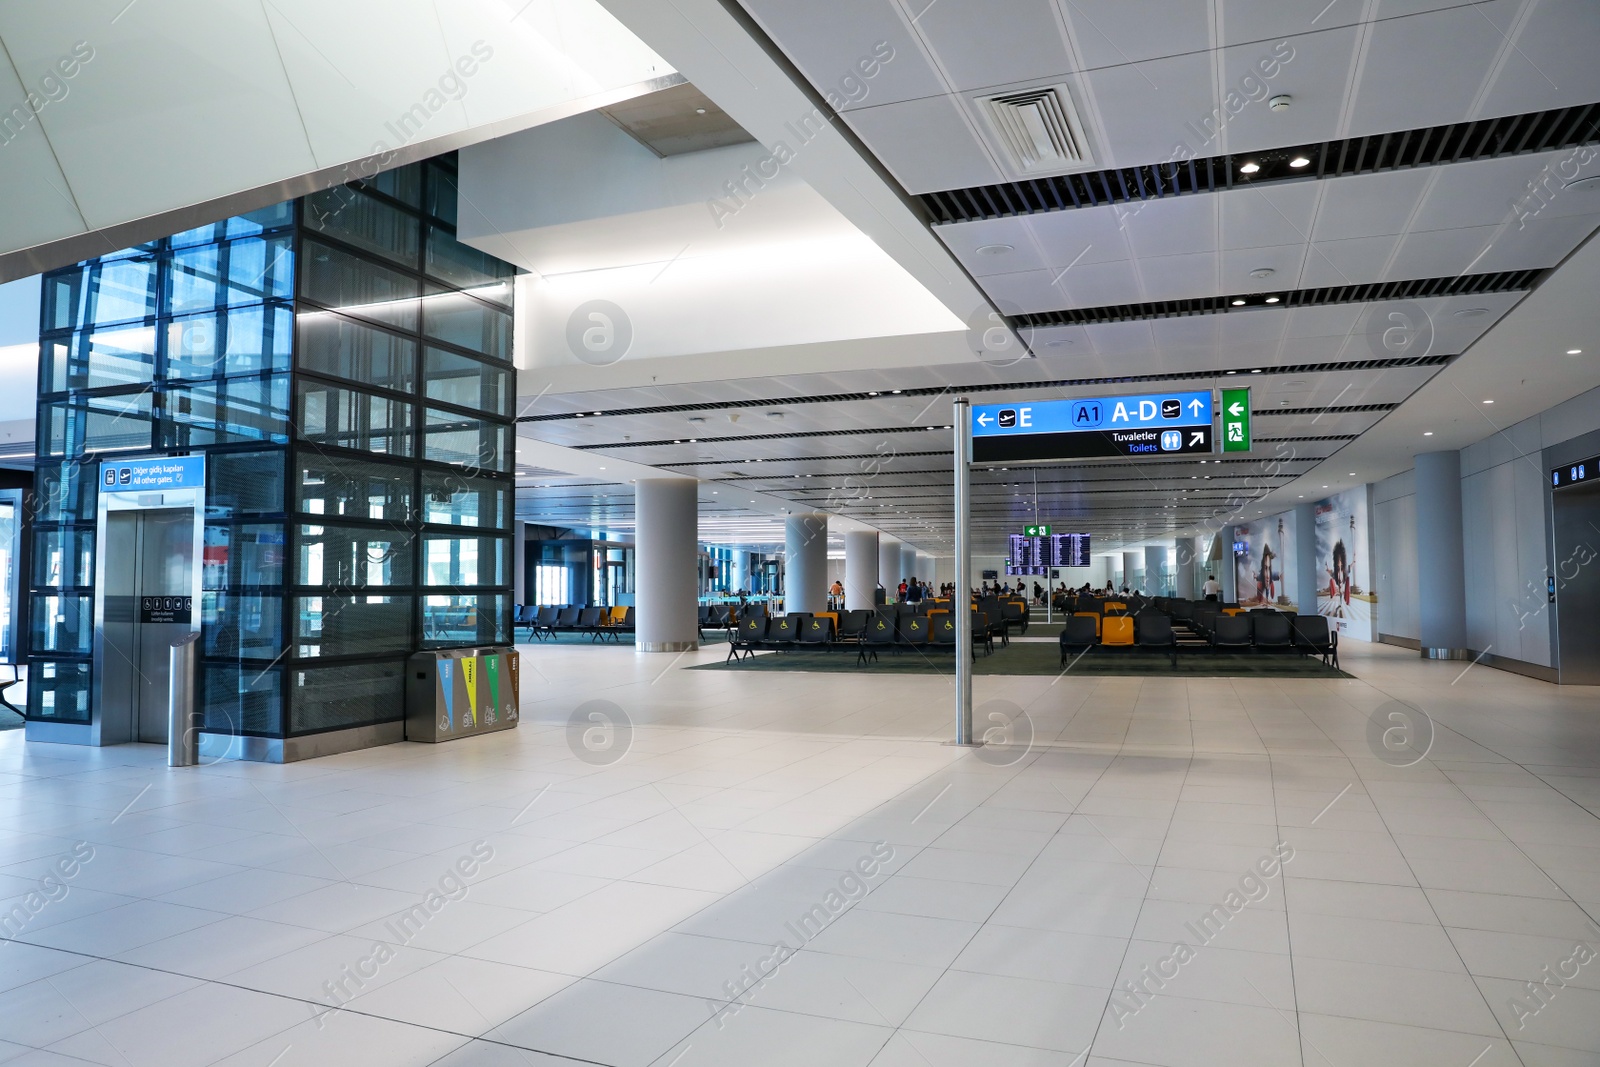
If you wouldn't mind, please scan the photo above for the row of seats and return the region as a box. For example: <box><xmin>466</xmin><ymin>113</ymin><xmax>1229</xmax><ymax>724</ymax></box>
<box><xmin>727</xmin><ymin>608</ymin><xmax>1004</xmax><ymax>666</ymax></box>
<box><xmin>1058</xmin><ymin>605</ymin><xmax>1338</xmax><ymax>668</ymax></box>
<box><xmin>517</xmin><ymin>605</ymin><xmax>634</xmax><ymax>643</ymax></box>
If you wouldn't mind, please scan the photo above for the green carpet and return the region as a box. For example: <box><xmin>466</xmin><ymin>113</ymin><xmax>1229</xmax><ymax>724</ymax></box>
<box><xmin>690</xmin><ymin>641</ymin><xmax>1351</xmax><ymax>678</ymax></box>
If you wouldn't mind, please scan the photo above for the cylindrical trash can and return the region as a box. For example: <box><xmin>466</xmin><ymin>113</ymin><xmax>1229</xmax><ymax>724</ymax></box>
<box><xmin>168</xmin><ymin>632</ymin><xmax>200</xmax><ymax>767</ymax></box>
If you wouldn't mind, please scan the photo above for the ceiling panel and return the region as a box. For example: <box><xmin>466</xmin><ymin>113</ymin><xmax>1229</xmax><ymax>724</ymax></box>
<box><xmin>1349</xmin><ymin>1</ymin><xmax>1514</xmax><ymax>134</ymax></box>
<box><xmin>1081</xmin><ymin>51</ymin><xmax>1216</xmax><ymax>165</ymax></box>
<box><xmin>1061</xmin><ymin>0</ymin><xmax>1214</xmax><ymax>71</ymax></box>
<box><xmin>908</xmin><ymin>0</ymin><xmax>1077</xmax><ymax>92</ymax></box>
<box><xmin>1478</xmin><ymin>0</ymin><xmax>1600</xmax><ymax>118</ymax></box>
<box><xmin>737</xmin><ymin>0</ymin><xmax>945</xmax><ymax>110</ymax></box>
<box><xmin>841</xmin><ymin>95</ymin><xmax>1002</xmax><ymax>193</ymax></box>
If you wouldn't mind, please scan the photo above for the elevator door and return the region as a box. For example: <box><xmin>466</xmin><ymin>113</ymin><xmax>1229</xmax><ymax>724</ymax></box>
<box><xmin>101</xmin><ymin>509</ymin><xmax>196</xmax><ymax>743</ymax></box>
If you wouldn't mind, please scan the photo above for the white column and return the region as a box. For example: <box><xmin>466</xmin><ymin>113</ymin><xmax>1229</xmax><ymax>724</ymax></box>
<box><xmin>635</xmin><ymin>479</ymin><xmax>699</xmax><ymax>652</ymax></box>
<box><xmin>844</xmin><ymin>529</ymin><xmax>878</xmax><ymax>610</ymax></box>
<box><xmin>1175</xmin><ymin>537</ymin><xmax>1197</xmax><ymax>599</ymax></box>
<box><xmin>1122</xmin><ymin>551</ymin><xmax>1140</xmax><ymax>592</ymax></box>
<box><xmin>901</xmin><ymin>545</ymin><xmax>919</xmax><ymax>585</ymax></box>
<box><xmin>1416</xmin><ymin>455</ymin><xmax>1467</xmax><ymax>656</ymax></box>
<box><xmin>1144</xmin><ymin>545</ymin><xmax>1167</xmax><ymax>596</ymax></box>
<box><xmin>879</xmin><ymin>537</ymin><xmax>902</xmax><ymax>600</ymax></box>
<box><xmin>785</xmin><ymin>513</ymin><xmax>828</xmax><ymax>614</ymax></box>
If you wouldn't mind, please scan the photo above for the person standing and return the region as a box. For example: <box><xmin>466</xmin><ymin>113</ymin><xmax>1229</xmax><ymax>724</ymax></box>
<box><xmin>1202</xmin><ymin>574</ymin><xmax>1222</xmax><ymax>602</ymax></box>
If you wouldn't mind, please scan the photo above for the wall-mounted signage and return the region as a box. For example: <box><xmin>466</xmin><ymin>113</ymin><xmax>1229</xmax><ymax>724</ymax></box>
<box><xmin>1551</xmin><ymin>457</ymin><xmax>1600</xmax><ymax>489</ymax></box>
<box><xmin>100</xmin><ymin>455</ymin><xmax>205</xmax><ymax>494</ymax></box>
<box><xmin>972</xmin><ymin>391</ymin><xmax>1213</xmax><ymax>462</ymax></box>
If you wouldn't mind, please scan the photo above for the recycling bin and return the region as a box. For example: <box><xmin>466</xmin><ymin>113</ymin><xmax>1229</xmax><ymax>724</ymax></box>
<box><xmin>406</xmin><ymin>646</ymin><xmax>520</xmax><ymax>743</ymax></box>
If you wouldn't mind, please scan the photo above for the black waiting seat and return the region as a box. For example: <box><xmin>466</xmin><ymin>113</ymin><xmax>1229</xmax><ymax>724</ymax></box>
<box><xmin>1059</xmin><ymin>615</ymin><xmax>1099</xmax><ymax>665</ymax></box>
<box><xmin>1291</xmin><ymin>615</ymin><xmax>1339</xmax><ymax>668</ymax></box>
<box><xmin>1253</xmin><ymin>613</ymin><xmax>1293</xmax><ymax>652</ymax></box>
<box><xmin>530</xmin><ymin>606</ymin><xmax>559</xmax><ymax>640</ymax></box>
<box><xmin>897</xmin><ymin>614</ymin><xmax>930</xmax><ymax>652</ymax></box>
<box><xmin>1136</xmin><ymin>613</ymin><xmax>1178</xmax><ymax>668</ymax></box>
<box><xmin>1209</xmin><ymin>615</ymin><xmax>1253</xmax><ymax>651</ymax></box>
<box><xmin>858</xmin><ymin>613</ymin><xmax>896</xmax><ymax>665</ymax></box>
<box><xmin>1169</xmin><ymin>600</ymin><xmax>1195</xmax><ymax>623</ymax></box>
<box><xmin>837</xmin><ymin>609</ymin><xmax>871</xmax><ymax>642</ymax></box>
<box><xmin>1191</xmin><ymin>604</ymin><xmax>1220</xmax><ymax>637</ymax></box>
<box><xmin>798</xmin><ymin>615</ymin><xmax>834</xmax><ymax>647</ymax></box>
<box><xmin>769</xmin><ymin>615</ymin><xmax>804</xmax><ymax>650</ymax></box>
<box><xmin>727</xmin><ymin>614</ymin><xmax>769</xmax><ymax>662</ymax></box>
<box><xmin>577</xmin><ymin>607</ymin><xmax>606</xmax><ymax>641</ymax></box>
<box><xmin>550</xmin><ymin>606</ymin><xmax>582</xmax><ymax>635</ymax></box>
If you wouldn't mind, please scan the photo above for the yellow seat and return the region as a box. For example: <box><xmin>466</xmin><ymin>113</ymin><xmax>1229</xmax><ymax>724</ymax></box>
<box><xmin>1103</xmin><ymin>601</ymin><xmax>1126</xmax><ymax>611</ymax></box>
<box><xmin>1074</xmin><ymin>611</ymin><xmax>1101</xmax><ymax>637</ymax></box>
<box><xmin>607</xmin><ymin>606</ymin><xmax>627</xmax><ymax>625</ymax></box>
<box><xmin>1222</xmin><ymin>607</ymin><xmax>1245</xmax><ymax>616</ymax></box>
<box><xmin>1102</xmin><ymin>616</ymin><xmax>1134</xmax><ymax>646</ymax></box>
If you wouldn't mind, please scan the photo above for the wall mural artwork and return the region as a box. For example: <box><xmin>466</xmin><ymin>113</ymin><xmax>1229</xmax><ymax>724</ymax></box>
<box><xmin>1233</xmin><ymin>511</ymin><xmax>1298</xmax><ymax>610</ymax></box>
<box><xmin>1316</xmin><ymin>488</ymin><xmax>1376</xmax><ymax>641</ymax></box>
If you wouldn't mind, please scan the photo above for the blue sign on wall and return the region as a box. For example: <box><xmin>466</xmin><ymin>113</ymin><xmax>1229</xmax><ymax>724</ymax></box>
<box><xmin>99</xmin><ymin>455</ymin><xmax>205</xmax><ymax>494</ymax></box>
<box><xmin>971</xmin><ymin>391</ymin><xmax>1214</xmax><ymax>462</ymax></box>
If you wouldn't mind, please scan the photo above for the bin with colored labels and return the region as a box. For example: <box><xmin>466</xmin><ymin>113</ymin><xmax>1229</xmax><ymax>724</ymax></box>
<box><xmin>406</xmin><ymin>646</ymin><xmax>521</xmax><ymax>743</ymax></box>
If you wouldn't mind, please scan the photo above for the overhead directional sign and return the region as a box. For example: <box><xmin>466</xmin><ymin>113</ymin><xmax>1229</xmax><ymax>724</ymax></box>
<box><xmin>971</xmin><ymin>391</ymin><xmax>1214</xmax><ymax>463</ymax></box>
<box><xmin>1024</xmin><ymin>524</ymin><xmax>1052</xmax><ymax>536</ymax></box>
<box><xmin>1221</xmin><ymin>388</ymin><xmax>1251</xmax><ymax>453</ymax></box>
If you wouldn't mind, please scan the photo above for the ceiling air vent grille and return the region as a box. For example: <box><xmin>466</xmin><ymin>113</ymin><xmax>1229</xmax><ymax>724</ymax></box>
<box><xmin>981</xmin><ymin>85</ymin><xmax>1094</xmax><ymax>173</ymax></box>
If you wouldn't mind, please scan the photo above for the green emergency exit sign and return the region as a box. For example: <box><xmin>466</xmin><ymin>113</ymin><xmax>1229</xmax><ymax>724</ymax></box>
<box><xmin>1221</xmin><ymin>388</ymin><xmax>1251</xmax><ymax>452</ymax></box>
<box><xmin>1024</xmin><ymin>524</ymin><xmax>1051</xmax><ymax>536</ymax></box>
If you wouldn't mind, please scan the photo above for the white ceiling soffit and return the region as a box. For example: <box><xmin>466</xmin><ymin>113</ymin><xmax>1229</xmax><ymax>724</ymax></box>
<box><xmin>0</xmin><ymin>0</ymin><xmax>674</xmax><ymax>280</ymax></box>
<box><xmin>589</xmin><ymin>0</ymin><xmax>993</xmax><ymax>328</ymax></box>
<box><xmin>735</xmin><ymin>0</ymin><xmax>1600</xmax><ymax>194</ymax></box>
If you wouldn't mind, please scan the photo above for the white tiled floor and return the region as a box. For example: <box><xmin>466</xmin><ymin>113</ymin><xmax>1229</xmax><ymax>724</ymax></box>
<box><xmin>2</xmin><ymin>639</ymin><xmax>1600</xmax><ymax>1064</ymax></box>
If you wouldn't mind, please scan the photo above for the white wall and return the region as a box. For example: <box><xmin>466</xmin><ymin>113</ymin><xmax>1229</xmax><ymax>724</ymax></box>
<box><xmin>1374</xmin><ymin>471</ymin><xmax>1419</xmax><ymax>641</ymax></box>
<box><xmin>1375</xmin><ymin>381</ymin><xmax>1600</xmax><ymax>669</ymax></box>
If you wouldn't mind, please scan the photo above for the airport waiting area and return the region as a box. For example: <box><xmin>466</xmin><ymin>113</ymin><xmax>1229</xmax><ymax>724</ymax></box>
<box><xmin>2</xmin><ymin>3</ymin><xmax>1600</xmax><ymax>1066</ymax></box>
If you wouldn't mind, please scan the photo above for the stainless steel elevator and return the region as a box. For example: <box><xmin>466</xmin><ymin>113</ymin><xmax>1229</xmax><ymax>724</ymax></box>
<box><xmin>99</xmin><ymin>509</ymin><xmax>196</xmax><ymax>742</ymax></box>
<box><xmin>90</xmin><ymin>458</ymin><xmax>206</xmax><ymax>747</ymax></box>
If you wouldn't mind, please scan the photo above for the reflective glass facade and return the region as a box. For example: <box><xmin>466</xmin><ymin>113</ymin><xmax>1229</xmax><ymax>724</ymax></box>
<box><xmin>29</xmin><ymin>155</ymin><xmax>517</xmax><ymax>743</ymax></box>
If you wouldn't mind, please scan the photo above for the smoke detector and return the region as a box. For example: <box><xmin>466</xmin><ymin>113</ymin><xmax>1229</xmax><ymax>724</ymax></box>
<box><xmin>1249</xmin><ymin>267</ymin><xmax>1275</xmax><ymax>279</ymax></box>
<box><xmin>1268</xmin><ymin>95</ymin><xmax>1292</xmax><ymax>111</ymax></box>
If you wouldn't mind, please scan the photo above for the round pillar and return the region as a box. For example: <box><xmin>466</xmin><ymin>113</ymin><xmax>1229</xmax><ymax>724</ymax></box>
<box><xmin>1175</xmin><ymin>537</ymin><xmax>1197</xmax><ymax>599</ymax></box>
<box><xmin>901</xmin><ymin>545</ymin><xmax>919</xmax><ymax>586</ymax></box>
<box><xmin>785</xmin><ymin>513</ymin><xmax>828</xmax><ymax>614</ymax></box>
<box><xmin>1295</xmin><ymin>504</ymin><xmax>1317</xmax><ymax>615</ymax></box>
<box><xmin>635</xmin><ymin>478</ymin><xmax>699</xmax><ymax>652</ymax></box>
<box><xmin>879</xmin><ymin>538</ymin><xmax>902</xmax><ymax>600</ymax></box>
<box><xmin>1122</xmin><ymin>551</ymin><xmax>1141</xmax><ymax>593</ymax></box>
<box><xmin>1144</xmin><ymin>545</ymin><xmax>1167</xmax><ymax>595</ymax></box>
<box><xmin>844</xmin><ymin>530</ymin><xmax>879</xmax><ymax>611</ymax></box>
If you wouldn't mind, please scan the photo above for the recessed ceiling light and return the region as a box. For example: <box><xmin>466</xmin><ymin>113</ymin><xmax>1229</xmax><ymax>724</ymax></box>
<box><xmin>1231</xmin><ymin>299</ymin><xmax>1247</xmax><ymax>307</ymax></box>
<box><xmin>868</xmin><ymin>391</ymin><xmax>879</xmax><ymax>396</ymax></box>
<box><xmin>1250</xmin><ymin>368</ymin><xmax>1261</xmax><ymax>374</ymax></box>
<box><xmin>1289</xmin><ymin>156</ymin><xmax>1310</xmax><ymax>168</ymax></box>
<box><xmin>1265</xmin><ymin>296</ymin><xmax>1280</xmax><ymax>304</ymax></box>
<box><xmin>598</xmin><ymin>466</ymin><xmax>606</xmax><ymax>470</ymax></box>
<box><xmin>891</xmin><ymin>389</ymin><xmax>902</xmax><ymax>394</ymax></box>
<box><xmin>1483</xmin><ymin>399</ymin><xmax>1494</xmax><ymax>404</ymax></box>
<box><xmin>1322</xmin><ymin>485</ymin><xmax>1329</xmax><ymax>488</ymax></box>
<box><xmin>1226</xmin><ymin>369</ymin><xmax>1238</xmax><ymax>375</ymax></box>
<box><xmin>1423</xmin><ymin>431</ymin><xmax>1433</xmax><ymax>436</ymax></box>
<box><xmin>1568</xmin><ymin>348</ymin><xmax>1583</xmax><ymax>355</ymax></box>
<box><xmin>695</xmin><ymin>107</ymin><xmax>707</xmax><ymax>114</ymax></box>
<box><xmin>976</xmin><ymin>243</ymin><xmax>1015</xmax><ymax>256</ymax></box>
<box><xmin>1239</xmin><ymin>162</ymin><xmax>1260</xmax><ymax>174</ymax></box>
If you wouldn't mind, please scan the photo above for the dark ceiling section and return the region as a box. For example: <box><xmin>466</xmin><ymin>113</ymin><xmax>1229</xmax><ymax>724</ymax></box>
<box><xmin>1014</xmin><ymin>272</ymin><xmax>1543</xmax><ymax>328</ymax></box>
<box><xmin>917</xmin><ymin>102</ymin><xmax>1600</xmax><ymax>225</ymax></box>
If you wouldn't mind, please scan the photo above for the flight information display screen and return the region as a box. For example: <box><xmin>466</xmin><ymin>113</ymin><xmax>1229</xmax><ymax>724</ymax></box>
<box><xmin>1009</xmin><ymin>533</ymin><xmax>1091</xmax><ymax>571</ymax></box>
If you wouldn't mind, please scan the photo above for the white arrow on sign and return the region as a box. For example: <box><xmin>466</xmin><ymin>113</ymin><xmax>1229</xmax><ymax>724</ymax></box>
<box><xmin>977</xmin><ymin>414</ymin><xmax>993</xmax><ymax>426</ymax></box>
<box><xmin>1188</xmin><ymin>399</ymin><xmax>1205</xmax><ymax>417</ymax></box>
<box><xmin>1189</xmin><ymin>430</ymin><xmax>1205</xmax><ymax>447</ymax></box>
<box><xmin>1228</xmin><ymin>402</ymin><xmax>1245</xmax><ymax>417</ymax></box>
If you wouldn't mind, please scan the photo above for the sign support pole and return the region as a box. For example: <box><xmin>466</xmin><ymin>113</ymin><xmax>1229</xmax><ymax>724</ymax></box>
<box><xmin>953</xmin><ymin>398</ymin><xmax>974</xmax><ymax>746</ymax></box>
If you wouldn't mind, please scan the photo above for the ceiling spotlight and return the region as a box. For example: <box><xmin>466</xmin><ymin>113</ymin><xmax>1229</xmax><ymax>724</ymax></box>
<box><xmin>1568</xmin><ymin>349</ymin><xmax>1583</xmax><ymax>355</ymax></box>
<box><xmin>1249</xmin><ymin>267</ymin><xmax>1275</xmax><ymax>279</ymax></box>
<box><xmin>1265</xmin><ymin>296</ymin><xmax>1281</xmax><ymax>304</ymax></box>
<box><xmin>1424</xmin><ymin>431</ymin><xmax>1434</xmax><ymax>436</ymax></box>
<box><xmin>868</xmin><ymin>391</ymin><xmax>879</xmax><ymax>396</ymax></box>
<box><xmin>976</xmin><ymin>243</ymin><xmax>1015</xmax><ymax>256</ymax></box>
<box><xmin>1289</xmin><ymin>155</ymin><xmax>1310</xmax><ymax>168</ymax></box>
<box><xmin>1226</xmin><ymin>369</ymin><xmax>1238</xmax><ymax>375</ymax></box>
<box><xmin>592</xmin><ymin>411</ymin><xmax>603</xmax><ymax>416</ymax></box>
<box><xmin>598</xmin><ymin>466</ymin><xmax>606</xmax><ymax>470</ymax></box>
<box><xmin>1250</xmin><ymin>368</ymin><xmax>1262</xmax><ymax>374</ymax></box>
<box><xmin>1239</xmin><ymin>162</ymin><xmax>1261</xmax><ymax>174</ymax></box>
<box><xmin>1483</xmin><ymin>399</ymin><xmax>1494</xmax><ymax>404</ymax></box>
<box><xmin>695</xmin><ymin>107</ymin><xmax>707</xmax><ymax>115</ymax></box>
<box><xmin>891</xmin><ymin>389</ymin><xmax>903</xmax><ymax>394</ymax></box>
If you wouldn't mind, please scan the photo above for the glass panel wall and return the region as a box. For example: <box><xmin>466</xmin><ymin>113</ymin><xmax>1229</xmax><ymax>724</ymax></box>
<box><xmin>29</xmin><ymin>152</ymin><xmax>516</xmax><ymax>745</ymax></box>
